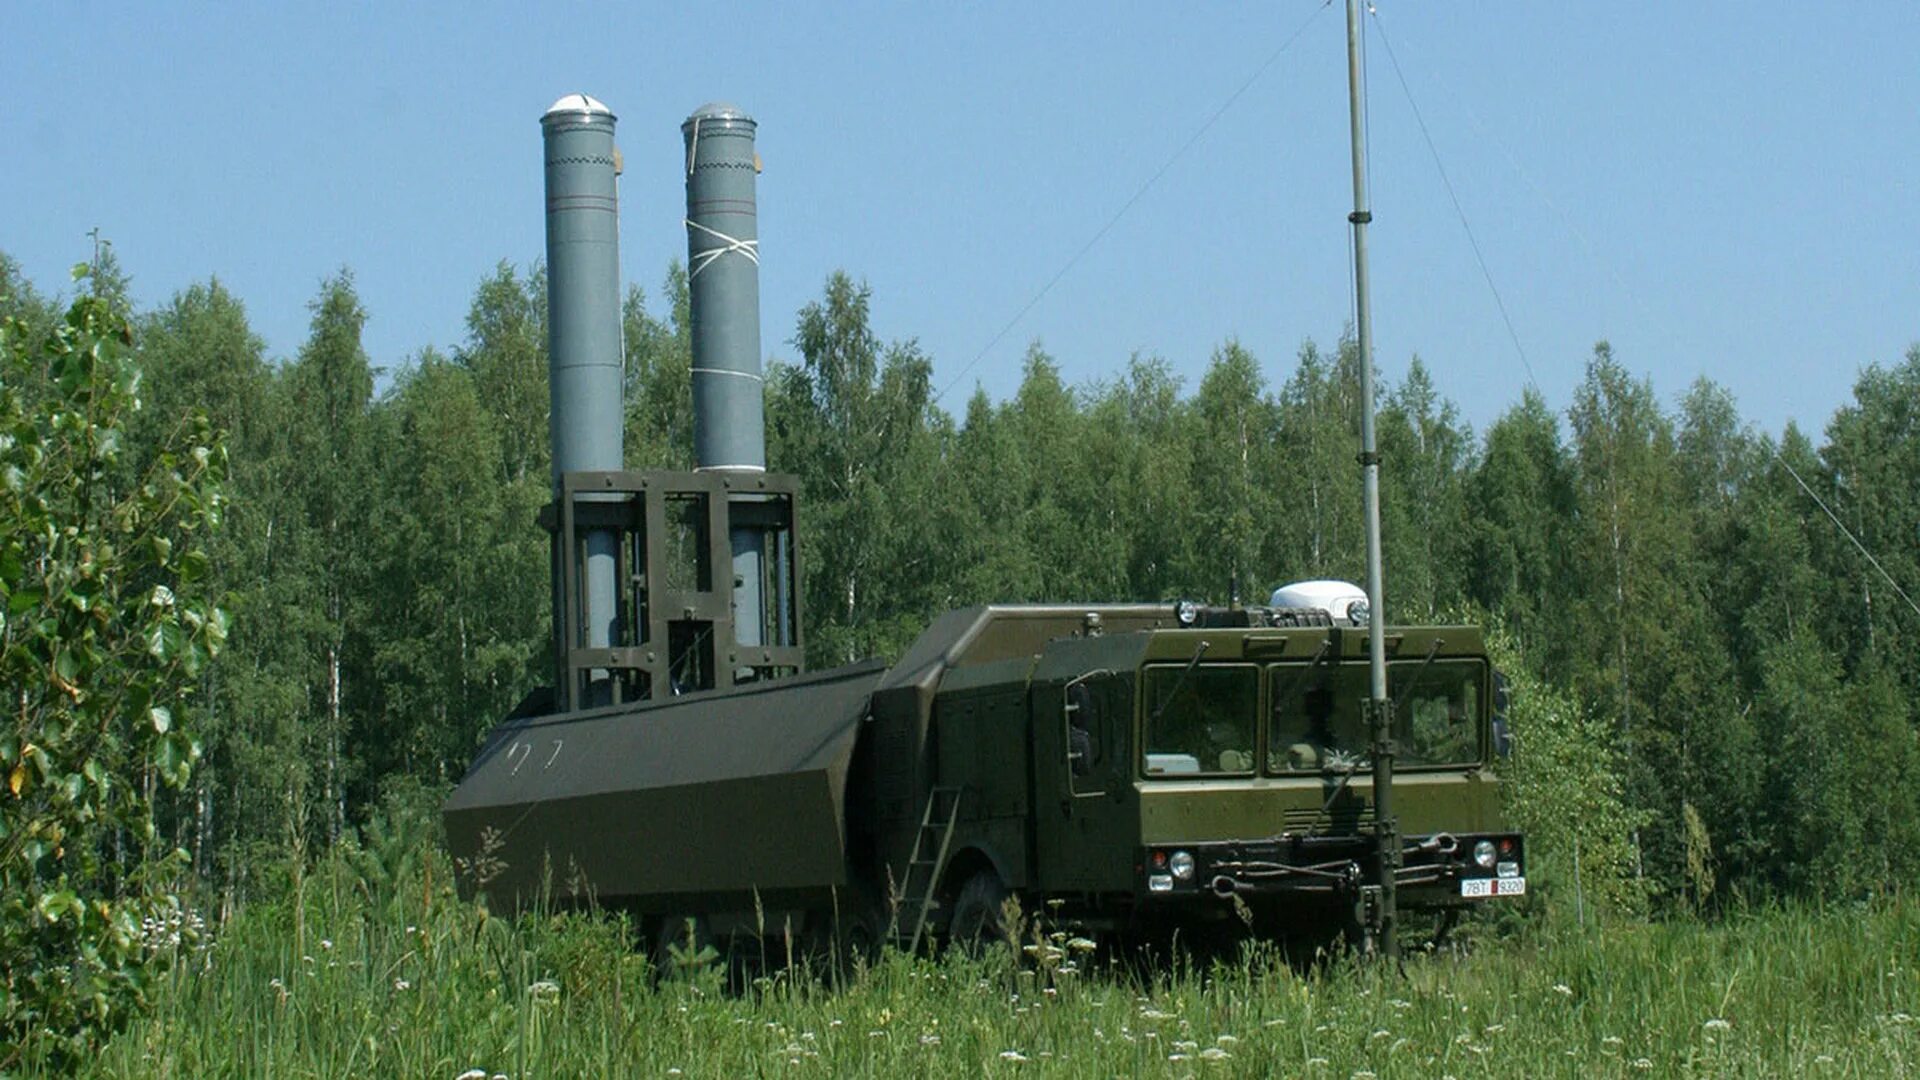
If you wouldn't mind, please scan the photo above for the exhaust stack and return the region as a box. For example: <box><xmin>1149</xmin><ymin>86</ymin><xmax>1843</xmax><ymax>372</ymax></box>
<box><xmin>542</xmin><ymin>94</ymin><xmax>624</xmax><ymax>673</ymax></box>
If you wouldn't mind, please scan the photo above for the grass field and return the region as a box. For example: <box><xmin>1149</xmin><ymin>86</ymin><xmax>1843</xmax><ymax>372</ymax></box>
<box><xmin>77</xmin><ymin>844</ymin><xmax>1920</xmax><ymax>1079</ymax></box>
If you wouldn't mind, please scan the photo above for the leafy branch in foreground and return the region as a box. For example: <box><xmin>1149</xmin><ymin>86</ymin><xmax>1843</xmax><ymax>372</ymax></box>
<box><xmin>0</xmin><ymin>267</ymin><xmax>229</xmax><ymax>1069</ymax></box>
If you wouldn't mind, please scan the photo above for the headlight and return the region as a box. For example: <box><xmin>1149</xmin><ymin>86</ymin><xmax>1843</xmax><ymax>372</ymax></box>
<box><xmin>1347</xmin><ymin>598</ymin><xmax>1370</xmax><ymax>627</ymax></box>
<box><xmin>1174</xmin><ymin>599</ymin><xmax>1200</xmax><ymax>626</ymax></box>
<box><xmin>1169</xmin><ymin>850</ymin><xmax>1196</xmax><ymax>881</ymax></box>
<box><xmin>1473</xmin><ymin>839</ymin><xmax>1497</xmax><ymax>869</ymax></box>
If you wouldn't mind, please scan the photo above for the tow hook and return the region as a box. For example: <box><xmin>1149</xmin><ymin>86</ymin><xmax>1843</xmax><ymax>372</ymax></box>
<box><xmin>1414</xmin><ymin>832</ymin><xmax>1459</xmax><ymax>856</ymax></box>
<box><xmin>1211</xmin><ymin>875</ymin><xmax>1245</xmax><ymax>898</ymax></box>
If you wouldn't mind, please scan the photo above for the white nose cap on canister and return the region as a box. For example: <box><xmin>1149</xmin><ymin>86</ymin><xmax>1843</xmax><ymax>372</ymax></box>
<box><xmin>1269</xmin><ymin>579</ymin><xmax>1369</xmax><ymax>625</ymax></box>
<box><xmin>544</xmin><ymin>93</ymin><xmax>614</xmax><ymax>118</ymax></box>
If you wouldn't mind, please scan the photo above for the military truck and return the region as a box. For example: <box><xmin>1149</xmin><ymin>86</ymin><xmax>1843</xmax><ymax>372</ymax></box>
<box><xmin>443</xmin><ymin>95</ymin><xmax>1524</xmax><ymax>970</ymax></box>
<box><xmin>445</xmin><ymin>595</ymin><xmax>1524</xmax><ymax>964</ymax></box>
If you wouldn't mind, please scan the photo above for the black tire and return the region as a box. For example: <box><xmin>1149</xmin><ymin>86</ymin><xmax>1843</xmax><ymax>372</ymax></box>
<box><xmin>949</xmin><ymin>870</ymin><xmax>1011</xmax><ymax>954</ymax></box>
<box><xmin>805</xmin><ymin>886</ymin><xmax>882</xmax><ymax>984</ymax></box>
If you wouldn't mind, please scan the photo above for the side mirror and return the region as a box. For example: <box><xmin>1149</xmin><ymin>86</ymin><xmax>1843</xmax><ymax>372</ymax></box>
<box><xmin>1491</xmin><ymin>670</ymin><xmax>1513</xmax><ymax>757</ymax></box>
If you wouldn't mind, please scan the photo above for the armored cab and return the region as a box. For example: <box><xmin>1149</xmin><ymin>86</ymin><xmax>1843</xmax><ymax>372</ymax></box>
<box><xmin>858</xmin><ymin>605</ymin><xmax>1522</xmax><ymax>949</ymax></box>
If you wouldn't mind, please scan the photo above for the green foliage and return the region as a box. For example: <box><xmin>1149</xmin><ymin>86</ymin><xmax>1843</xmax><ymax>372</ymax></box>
<box><xmin>87</xmin><ymin>828</ymin><xmax>1920</xmax><ymax>1076</ymax></box>
<box><xmin>0</xmin><ymin>272</ymin><xmax>228</xmax><ymax>1067</ymax></box>
<box><xmin>778</xmin><ymin>272</ymin><xmax>954</xmax><ymax>664</ymax></box>
<box><xmin>5</xmin><ymin>239</ymin><xmax>1917</xmax><ymax>935</ymax></box>
<box><xmin>1488</xmin><ymin>624</ymin><xmax>1648</xmax><ymax>921</ymax></box>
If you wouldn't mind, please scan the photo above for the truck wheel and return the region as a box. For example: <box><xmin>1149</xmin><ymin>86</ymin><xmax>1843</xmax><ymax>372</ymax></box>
<box><xmin>949</xmin><ymin>870</ymin><xmax>1011</xmax><ymax>954</ymax></box>
<box><xmin>805</xmin><ymin>889</ymin><xmax>881</xmax><ymax>984</ymax></box>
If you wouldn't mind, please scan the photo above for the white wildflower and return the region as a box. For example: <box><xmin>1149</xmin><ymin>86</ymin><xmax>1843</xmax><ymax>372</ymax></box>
<box><xmin>1553</xmin><ymin>983</ymin><xmax>1574</xmax><ymax>996</ymax></box>
<box><xmin>1200</xmin><ymin>1046</ymin><xmax>1231</xmax><ymax>1061</ymax></box>
<box><xmin>999</xmin><ymin>1049</ymin><xmax>1030</xmax><ymax>1062</ymax></box>
<box><xmin>1703</xmin><ymin>1018</ymin><xmax>1731</xmax><ymax>1031</ymax></box>
<box><xmin>393</xmin><ymin>978</ymin><xmax>411</xmax><ymax>992</ymax></box>
<box><xmin>1215</xmin><ymin>1034</ymin><xmax>1239</xmax><ymax>1046</ymax></box>
<box><xmin>319</xmin><ymin>938</ymin><xmax>333</xmax><ymax>951</ymax></box>
<box><xmin>455</xmin><ymin>1071</ymin><xmax>486</xmax><ymax>1080</ymax></box>
<box><xmin>919</xmin><ymin>1033</ymin><xmax>941</xmax><ymax>1046</ymax></box>
<box><xmin>1632</xmin><ymin>1059</ymin><xmax>1654</xmax><ymax>1071</ymax></box>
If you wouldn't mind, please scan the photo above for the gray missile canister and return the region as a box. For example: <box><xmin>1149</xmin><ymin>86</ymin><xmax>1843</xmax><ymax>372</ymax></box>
<box><xmin>543</xmin><ymin>94</ymin><xmax>623</xmax><ymax>662</ymax></box>
<box><xmin>684</xmin><ymin>103</ymin><xmax>769</xmax><ymax>650</ymax></box>
<box><xmin>682</xmin><ymin>102</ymin><xmax>766</xmax><ymax>473</ymax></box>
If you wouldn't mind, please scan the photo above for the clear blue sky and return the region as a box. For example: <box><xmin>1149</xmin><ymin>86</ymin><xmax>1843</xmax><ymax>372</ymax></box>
<box><xmin>4</xmin><ymin>2</ymin><xmax>1916</xmax><ymax>436</ymax></box>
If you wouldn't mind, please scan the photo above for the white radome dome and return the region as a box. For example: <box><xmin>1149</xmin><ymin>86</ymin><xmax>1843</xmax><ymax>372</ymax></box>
<box><xmin>1268</xmin><ymin>579</ymin><xmax>1369</xmax><ymax>624</ymax></box>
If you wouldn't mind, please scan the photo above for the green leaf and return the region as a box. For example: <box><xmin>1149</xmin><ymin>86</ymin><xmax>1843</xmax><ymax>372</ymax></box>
<box><xmin>177</xmin><ymin>549</ymin><xmax>209</xmax><ymax>584</ymax></box>
<box><xmin>149</xmin><ymin>706</ymin><xmax>171</xmax><ymax>734</ymax></box>
<box><xmin>35</xmin><ymin>889</ymin><xmax>80</xmax><ymax>922</ymax></box>
<box><xmin>154</xmin><ymin>732</ymin><xmax>193</xmax><ymax>787</ymax></box>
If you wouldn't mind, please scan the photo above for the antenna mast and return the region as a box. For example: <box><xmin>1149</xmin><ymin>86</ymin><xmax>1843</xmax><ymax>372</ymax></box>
<box><xmin>1345</xmin><ymin>0</ymin><xmax>1398</xmax><ymax>961</ymax></box>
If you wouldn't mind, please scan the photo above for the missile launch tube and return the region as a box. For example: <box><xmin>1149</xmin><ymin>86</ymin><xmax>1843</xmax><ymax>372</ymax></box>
<box><xmin>683</xmin><ymin>102</ymin><xmax>766</xmax><ymax>472</ymax></box>
<box><xmin>543</xmin><ymin>95</ymin><xmax>624</xmax><ymax>665</ymax></box>
<box><xmin>684</xmin><ymin>103</ymin><xmax>768</xmax><ymax>648</ymax></box>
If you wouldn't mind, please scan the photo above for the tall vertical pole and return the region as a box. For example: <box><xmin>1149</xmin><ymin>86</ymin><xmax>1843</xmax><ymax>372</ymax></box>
<box><xmin>1345</xmin><ymin>0</ymin><xmax>1398</xmax><ymax>961</ymax></box>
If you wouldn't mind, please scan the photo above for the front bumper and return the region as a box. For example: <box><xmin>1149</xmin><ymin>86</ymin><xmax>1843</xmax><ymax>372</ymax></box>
<box><xmin>1140</xmin><ymin>832</ymin><xmax>1525</xmax><ymax>908</ymax></box>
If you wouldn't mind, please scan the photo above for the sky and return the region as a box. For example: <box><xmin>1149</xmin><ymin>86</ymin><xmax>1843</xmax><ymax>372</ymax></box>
<box><xmin>4</xmin><ymin>2</ymin><xmax>1917</xmax><ymax>438</ymax></box>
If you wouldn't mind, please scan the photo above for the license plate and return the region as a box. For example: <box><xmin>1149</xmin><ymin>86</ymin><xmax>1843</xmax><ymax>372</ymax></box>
<box><xmin>1461</xmin><ymin>876</ymin><xmax>1526</xmax><ymax>898</ymax></box>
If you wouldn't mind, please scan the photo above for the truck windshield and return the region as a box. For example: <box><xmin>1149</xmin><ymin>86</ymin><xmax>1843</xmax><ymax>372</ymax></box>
<box><xmin>1269</xmin><ymin>659</ymin><xmax>1485</xmax><ymax>772</ymax></box>
<box><xmin>1142</xmin><ymin>664</ymin><xmax>1257</xmax><ymax>776</ymax></box>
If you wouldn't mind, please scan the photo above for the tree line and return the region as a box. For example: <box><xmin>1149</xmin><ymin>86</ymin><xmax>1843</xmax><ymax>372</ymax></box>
<box><xmin>4</xmin><ymin>246</ymin><xmax>1916</xmax><ymax>917</ymax></box>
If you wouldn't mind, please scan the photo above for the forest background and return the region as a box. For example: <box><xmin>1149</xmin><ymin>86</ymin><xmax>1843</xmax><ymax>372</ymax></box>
<box><xmin>2</xmin><ymin>243</ymin><xmax>1917</xmax><ymax>1065</ymax></box>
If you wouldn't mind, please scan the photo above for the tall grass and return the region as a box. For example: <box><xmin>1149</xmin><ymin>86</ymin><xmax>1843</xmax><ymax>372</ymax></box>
<box><xmin>88</xmin><ymin>838</ymin><xmax>1919</xmax><ymax>1078</ymax></box>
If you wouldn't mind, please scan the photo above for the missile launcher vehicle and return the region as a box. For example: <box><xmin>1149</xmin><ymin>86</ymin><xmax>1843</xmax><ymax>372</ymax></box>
<box><xmin>446</xmin><ymin>596</ymin><xmax>1525</xmax><ymax>960</ymax></box>
<box><xmin>443</xmin><ymin>93</ymin><xmax>1525</xmax><ymax>967</ymax></box>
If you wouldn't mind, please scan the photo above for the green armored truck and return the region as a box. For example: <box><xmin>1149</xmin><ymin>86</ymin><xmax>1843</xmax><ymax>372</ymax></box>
<box><xmin>444</xmin><ymin>594</ymin><xmax>1525</xmax><ymax>962</ymax></box>
<box><xmin>444</xmin><ymin>93</ymin><xmax>1524</xmax><ymax>969</ymax></box>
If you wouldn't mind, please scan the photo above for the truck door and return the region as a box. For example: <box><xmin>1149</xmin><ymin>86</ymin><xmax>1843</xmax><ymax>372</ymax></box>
<box><xmin>1033</xmin><ymin>670</ymin><xmax>1130</xmax><ymax>890</ymax></box>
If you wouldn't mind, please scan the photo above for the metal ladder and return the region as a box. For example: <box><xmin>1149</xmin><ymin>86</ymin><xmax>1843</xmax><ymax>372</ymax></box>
<box><xmin>891</xmin><ymin>786</ymin><xmax>962</xmax><ymax>954</ymax></box>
